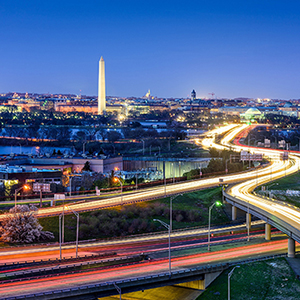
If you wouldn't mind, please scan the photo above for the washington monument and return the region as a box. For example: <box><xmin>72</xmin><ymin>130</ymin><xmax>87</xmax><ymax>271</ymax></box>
<box><xmin>98</xmin><ymin>56</ymin><xmax>106</xmax><ymax>114</ymax></box>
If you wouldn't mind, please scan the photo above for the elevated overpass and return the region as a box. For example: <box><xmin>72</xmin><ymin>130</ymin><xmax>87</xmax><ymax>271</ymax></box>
<box><xmin>217</xmin><ymin>124</ymin><xmax>300</xmax><ymax>258</ymax></box>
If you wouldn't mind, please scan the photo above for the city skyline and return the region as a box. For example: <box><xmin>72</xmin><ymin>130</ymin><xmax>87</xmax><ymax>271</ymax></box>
<box><xmin>1</xmin><ymin>1</ymin><xmax>300</xmax><ymax>99</ymax></box>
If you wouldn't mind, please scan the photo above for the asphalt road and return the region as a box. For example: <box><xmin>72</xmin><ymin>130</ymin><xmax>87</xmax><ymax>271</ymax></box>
<box><xmin>0</xmin><ymin>237</ymin><xmax>296</xmax><ymax>299</ymax></box>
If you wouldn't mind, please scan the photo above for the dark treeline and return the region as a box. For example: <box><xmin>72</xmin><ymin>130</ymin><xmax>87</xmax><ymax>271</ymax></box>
<box><xmin>78</xmin><ymin>203</ymin><xmax>202</xmax><ymax>239</ymax></box>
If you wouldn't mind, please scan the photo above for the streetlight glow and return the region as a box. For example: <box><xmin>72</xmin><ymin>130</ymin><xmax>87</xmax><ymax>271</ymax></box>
<box><xmin>14</xmin><ymin>184</ymin><xmax>31</xmax><ymax>207</ymax></box>
<box><xmin>208</xmin><ymin>201</ymin><xmax>222</xmax><ymax>251</ymax></box>
<box><xmin>113</xmin><ymin>177</ymin><xmax>123</xmax><ymax>205</ymax></box>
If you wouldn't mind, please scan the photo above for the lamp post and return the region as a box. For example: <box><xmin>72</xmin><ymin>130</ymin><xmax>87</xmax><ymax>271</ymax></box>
<box><xmin>142</xmin><ymin>140</ymin><xmax>145</xmax><ymax>155</ymax></box>
<box><xmin>274</xmin><ymin>135</ymin><xmax>278</xmax><ymax>149</ymax></box>
<box><xmin>82</xmin><ymin>142</ymin><xmax>86</xmax><ymax>156</ymax></box>
<box><xmin>170</xmin><ymin>194</ymin><xmax>182</xmax><ymax>232</ymax></box>
<box><xmin>62</xmin><ymin>202</ymin><xmax>65</xmax><ymax>244</ymax></box>
<box><xmin>172</xmin><ymin>162</ymin><xmax>175</xmax><ymax>183</ymax></box>
<box><xmin>295</xmin><ymin>136</ymin><xmax>300</xmax><ymax>152</ymax></box>
<box><xmin>59</xmin><ymin>213</ymin><xmax>62</xmax><ymax>260</ymax></box>
<box><xmin>113</xmin><ymin>282</ymin><xmax>121</xmax><ymax>300</ymax></box>
<box><xmin>267</xmin><ymin>182</ymin><xmax>278</xmax><ymax>198</ymax></box>
<box><xmin>247</xmin><ymin>200</ymin><xmax>250</xmax><ymax>242</ymax></box>
<box><xmin>225</xmin><ymin>159</ymin><xmax>230</xmax><ymax>174</ymax></box>
<box><xmin>153</xmin><ymin>218</ymin><xmax>171</xmax><ymax>276</ymax></box>
<box><xmin>69</xmin><ymin>176</ymin><xmax>73</xmax><ymax>197</ymax></box>
<box><xmin>208</xmin><ymin>201</ymin><xmax>222</xmax><ymax>251</ymax></box>
<box><xmin>164</xmin><ymin>166</ymin><xmax>167</xmax><ymax>197</ymax></box>
<box><xmin>136</xmin><ymin>171</ymin><xmax>138</xmax><ymax>191</ymax></box>
<box><xmin>114</xmin><ymin>177</ymin><xmax>123</xmax><ymax>205</ymax></box>
<box><xmin>228</xmin><ymin>266</ymin><xmax>240</xmax><ymax>300</ymax></box>
<box><xmin>14</xmin><ymin>185</ymin><xmax>30</xmax><ymax>207</ymax></box>
<box><xmin>64</xmin><ymin>205</ymin><xmax>80</xmax><ymax>258</ymax></box>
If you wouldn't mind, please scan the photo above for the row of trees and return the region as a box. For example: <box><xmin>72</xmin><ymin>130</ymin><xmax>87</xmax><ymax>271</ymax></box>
<box><xmin>3</xmin><ymin>125</ymin><xmax>187</xmax><ymax>143</ymax></box>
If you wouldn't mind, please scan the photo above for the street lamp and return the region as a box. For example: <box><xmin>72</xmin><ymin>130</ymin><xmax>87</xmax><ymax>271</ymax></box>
<box><xmin>295</xmin><ymin>136</ymin><xmax>300</xmax><ymax>152</ymax></box>
<box><xmin>135</xmin><ymin>171</ymin><xmax>138</xmax><ymax>191</ymax></box>
<box><xmin>208</xmin><ymin>201</ymin><xmax>222</xmax><ymax>251</ymax></box>
<box><xmin>153</xmin><ymin>218</ymin><xmax>171</xmax><ymax>276</ymax></box>
<box><xmin>142</xmin><ymin>140</ymin><xmax>145</xmax><ymax>155</ymax></box>
<box><xmin>170</xmin><ymin>194</ymin><xmax>183</xmax><ymax>232</ymax></box>
<box><xmin>64</xmin><ymin>205</ymin><xmax>80</xmax><ymax>258</ymax></box>
<box><xmin>172</xmin><ymin>162</ymin><xmax>175</xmax><ymax>183</ymax></box>
<box><xmin>59</xmin><ymin>213</ymin><xmax>63</xmax><ymax>260</ymax></box>
<box><xmin>267</xmin><ymin>182</ymin><xmax>278</xmax><ymax>198</ymax></box>
<box><xmin>225</xmin><ymin>159</ymin><xmax>230</xmax><ymax>174</ymax></box>
<box><xmin>114</xmin><ymin>177</ymin><xmax>123</xmax><ymax>205</ymax></box>
<box><xmin>14</xmin><ymin>185</ymin><xmax>30</xmax><ymax>207</ymax></box>
<box><xmin>247</xmin><ymin>200</ymin><xmax>250</xmax><ymax>242</ymax></box>
<box><xmin>69</xmin><ymin>176</ymin><xmax>73</xmax><ymax>197</ymax></box>
<box><xmin>113</xmin><ymin>282</ymin><xmax>121</xmax><ymax>300</ymax></box>
<box><xmin>228</xmin><ymin>266</ymin><xmax>240</xmax><ymax>300</ymax></box>
<box><xmin>82</xmin><ymin>142</ymin><xmax>86</xmax><ymax>156</ymax></box>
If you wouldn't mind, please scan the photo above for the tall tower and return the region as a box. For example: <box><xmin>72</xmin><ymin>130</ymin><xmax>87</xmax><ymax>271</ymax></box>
<box><xmin>98</xmin><ymin>57</ymin><xmax>106</xmax><ymax>114</ymax></box>
<box><xmin>191</xmin><ymin>89</ymin><xmax>196</xmax><ymax>101</ymax></box>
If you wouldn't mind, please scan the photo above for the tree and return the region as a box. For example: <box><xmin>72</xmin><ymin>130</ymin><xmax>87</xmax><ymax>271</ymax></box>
<box><xmin>106</xmin><ymin>131</ymin><xmax>122</xmax><ymax>142</ymax></box>
<box><xmin>57</xmin><ymin>127</ymin><xmax>71</xmax><ymax>141</ymax></box>
<box><xmin>209</xmin><ymin>147</ymin><xmax>219</xmax><ymax>158</ymax></box>
<box><xmin>25</xmin><ymin>124</ymin><xmax>40</xmax><ymax>140</ymax></box>
<box><xmin>0</xmin><ymin>205</ymin><xmax>54</xmax><ymax>243</ymax></box>
<box><xmin>97</xmin><ymin>128</ymin><xmax>107</xmax><ymax>141</ymax></box>
<box><xmin>73</xmin><ymin>130</ymin><xmax>87</xmax><ymax>142</ymax></box>
<box><xmin>183</xmin><ymin>169</ymin><xmax>200</xmax><ymax>180</ymax></box>
<box><xmin>82</xmin><ymin>161</ymin><xmax>92</xmax><ymax>172</ymax></box>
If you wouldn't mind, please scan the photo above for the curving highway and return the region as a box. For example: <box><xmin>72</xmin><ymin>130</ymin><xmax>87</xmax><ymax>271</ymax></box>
<box><xmin>215</xmin><ymin>124</ymin><xmax>300</xmax><ymax>245</ymax></box>
<box><xmin>0</xmin><ymin>124</ymin><xmax>280</xmax><ymax>219</ymax></box>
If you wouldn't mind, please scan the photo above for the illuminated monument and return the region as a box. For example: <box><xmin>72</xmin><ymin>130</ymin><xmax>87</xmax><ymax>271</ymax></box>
<box><xmin>98</xmin><ymin>56</ymin><xmax>106</xmax><ymax>114</ymax></box>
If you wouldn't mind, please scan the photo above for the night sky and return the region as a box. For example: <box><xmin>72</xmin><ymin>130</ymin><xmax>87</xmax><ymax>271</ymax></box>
<box><xmin>1</xmin><ymin>0</ymin><xmax>300</xmax><ymax>99</ymax></box>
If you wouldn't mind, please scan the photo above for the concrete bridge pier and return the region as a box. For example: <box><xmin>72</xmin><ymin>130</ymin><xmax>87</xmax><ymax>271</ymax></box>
<box><xmin>232</xmin><ymin>206</ymin><xmax>237</xmax><ymax>221</ymax></box>
<box><xmin>246</xmin><ymin>213</ymin><xmax>251</xmax><ymax>229</ymax></box>
<box><xmin>265</xmin><ymin>224</ymin><xmax>271</xmax><ymax>240</ymax></box>
<box><xmin>288</xmin><ymin>237</ymin><xmax>296</xmax><ymax>258</ymax></box>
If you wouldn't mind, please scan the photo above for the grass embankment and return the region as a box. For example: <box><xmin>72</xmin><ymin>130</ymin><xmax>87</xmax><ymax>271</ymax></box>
<box><xmin>198</xmin><ymin>257</ymin><xmax>300</xmax><ymax>300</ymax></box>
<box><xmin>255</xmin><ymin>171</ymin><xmax>300</xmax><ymax>208</ymax></box>
<box><xmin>39</xmin><ymin>187</ymin><xmax>229</xmax><ymax>243</ymax></box>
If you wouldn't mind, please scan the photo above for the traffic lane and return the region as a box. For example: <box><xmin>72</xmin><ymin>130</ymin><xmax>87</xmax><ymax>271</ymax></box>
<box><xmin>0</xmin><ymin>221</ymin><xmax>267</xmax><ymax>264</ymax></box>
<box><xmin>0</xmin><ymin>239</ymin><xmax>295</xmax><ymax>299</ymax></box>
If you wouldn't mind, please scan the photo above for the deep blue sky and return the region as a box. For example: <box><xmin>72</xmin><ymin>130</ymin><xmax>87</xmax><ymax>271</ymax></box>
<box><xmin>1</xmin><ymin>0</ymin><xmax>300</xmax><ymax>99</ymax></box>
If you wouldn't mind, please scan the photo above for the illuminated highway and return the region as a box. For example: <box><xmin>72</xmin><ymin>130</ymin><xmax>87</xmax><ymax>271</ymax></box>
<box><xmin>0</xmin><ymin>238</ymin><xmax>292</xmax><ymax>299</ymax></box>
<box><xmin>215</xmin><ymin>125</ymin><xmax>300</xmax><ymax>243</ymax></box>
<box><xmin>0</xmin><ymin>125</ymin><xmax>279</xmax><ymax>220</ymax></box>
<box><xmin>0</xmin><ymin>220</ymin><xmax>265</xmax><ymax>264</ymax></box>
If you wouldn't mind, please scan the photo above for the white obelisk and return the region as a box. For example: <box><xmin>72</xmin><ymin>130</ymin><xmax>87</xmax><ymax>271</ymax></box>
<box><xmin>98</xmin><ymin>56</ymin><xmax>106</xmax><ymax>114</ymax></box>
